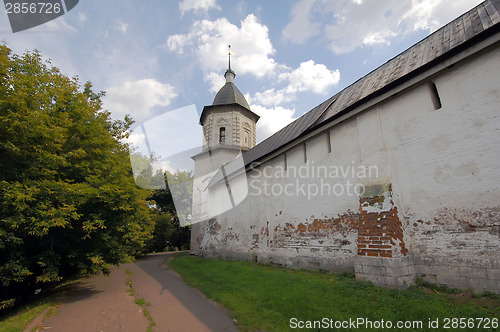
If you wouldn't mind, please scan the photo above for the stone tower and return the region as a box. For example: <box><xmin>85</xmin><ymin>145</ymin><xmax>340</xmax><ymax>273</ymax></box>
<box><xmin>191</xmin><ymin>48</ymin><xmax>259</xmax><ymax>222</ymax></box>
<box><xmin>199</xmin><ymin>62</ymin><xmax>259</xmax><ymax>152</ymax></box>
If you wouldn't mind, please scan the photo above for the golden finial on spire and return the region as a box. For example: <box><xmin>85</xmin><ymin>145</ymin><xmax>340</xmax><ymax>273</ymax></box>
<box><xmin>224</xmin><ymin>45</ymin><xmax>235</xmax><ymax>82</ymax></box>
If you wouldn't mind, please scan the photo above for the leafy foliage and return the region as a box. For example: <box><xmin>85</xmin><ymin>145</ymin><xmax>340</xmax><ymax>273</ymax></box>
<box><xmin>0</xmin><ymin>45</ymin><xmax>154</xmax><ymax>310</ymax></box>
<box><xmin>127</xmin><ymin>150</ymin><xmax>192</xmax><ymax>252</ymax></box>
<box><xmin>147</xmin><ymin>171</ymin><xmax>192</xmax><ymax>252</ymax></box>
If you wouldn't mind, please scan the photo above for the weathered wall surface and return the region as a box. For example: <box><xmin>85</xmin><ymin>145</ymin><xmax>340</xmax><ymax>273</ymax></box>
<box><xmin>191</xmin><ymin>44</ymin><xmax>500</xmax><ymax>292</ymax></box>
<box><xmin>383</xmin><ymin>45</ymin><xmax>500</xmax><ymax>292</ymax></box>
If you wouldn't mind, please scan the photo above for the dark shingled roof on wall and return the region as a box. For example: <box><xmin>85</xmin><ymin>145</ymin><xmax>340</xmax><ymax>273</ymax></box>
<box><xmin>241</xmin><ymin>94</ymin><xmax>338</xmax><ymax>167</ymax></box>
<box><xmin>209</xmin><ymin>0</ymin><xmax>500</xmax><ymax>186</ymax></box>
<box><xmin>313</xmin><ymin>0</ymin><xmax>500</xmax><ymax>127</ymax></box>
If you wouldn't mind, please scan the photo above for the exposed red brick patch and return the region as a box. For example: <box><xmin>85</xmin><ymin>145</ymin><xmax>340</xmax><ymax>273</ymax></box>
<box><xmin>271</xmin><ymin>215</ymin><xmax>357</xmax><ymax>252</ymax></box>
<box><xmin>294</xmin><ymin>214</ymin><xmax>358</xmax><ymax>235</ymax></box>
<box><xmin>270</xmin><ymin>183</ymin><xmax>408</xmax><ymax>256</ymax></box>
<box><xmin>357</xmin><ymin>184</ymin><xmax>408</xmax><ymax>257</ymax></box>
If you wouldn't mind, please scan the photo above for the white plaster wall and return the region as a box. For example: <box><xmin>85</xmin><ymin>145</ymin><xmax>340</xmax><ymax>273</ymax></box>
<box><xmin>200</xmin><ymin>118</ymin><xmax>367</xmax><ymax>266</ymax></box>
<box><xmin>194</xmin><ymin>42</ymin><xmax>500</xmax><ymax>288</ymax></box>
<box><xmin>192</xmin><ymin>148</ymin><xmax>241</xmax><ymax>222</ymax></box>
<box><xmin>378</xmin><ymin>46</ymin><xmax>500</xmax><ymax>260</ymax></box>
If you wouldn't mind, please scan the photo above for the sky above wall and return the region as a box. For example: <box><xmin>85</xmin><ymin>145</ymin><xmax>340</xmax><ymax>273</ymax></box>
<box><xmin>0</xmin><ymin>0</ymin><xmax>483</xmax><ymax>166</ymax></box>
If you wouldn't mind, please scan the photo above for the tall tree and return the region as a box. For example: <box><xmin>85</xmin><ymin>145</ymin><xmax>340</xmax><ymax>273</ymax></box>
<box><xmin>0</xmin><ymin>45</ymin><xmax>154</xmax><ymax>309</ymax></box>
<box><xmin>148</xmin><ymin>170</ymin><xmax>192</xmax><ymax>252</ymax></box>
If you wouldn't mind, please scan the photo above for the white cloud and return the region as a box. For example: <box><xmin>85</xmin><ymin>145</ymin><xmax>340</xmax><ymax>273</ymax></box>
<box><xmin>127</xmin><ymin>132</ymin><xmax>146</xmax><ymax>147</ymax></box>
<box><xmin>282</xmin><ymin>0</ymin><xmax>321</xmax><ymax>44</ymax></box>
<box><xmin>115</xmin><ymin>20</ymin><xmax>128</xmax><ymax>34</ymax></box>
<box><xmin>165</xmin><ymin>34</ymin><xmax>190</xmax><ymax>54</ymax></box>
<box><xmin>155</xmin><ymin>160</ymin><xmax>177</xmax><ymax>174</ymax></box>
<box><xmin>104</xmin><ymin>79</ymin><xmax>177</xmax><ymax>121</ymax></box>
<box><xmin>251</xmin><ymin>60</ymin><xmax>340</xmax><ymax>107</ymax></box>
<box><xmin>245</xmin><ymin>60</ymin><xmax>339</xmax><ymax>144</ymax></box>
<box><xmin>406</xmin><ymin>0</ymin><xmax>484</xmax><ymax>31</ymax></box>
<box><xmin>251</xmin><ymin>88</ymin><xmax>290</xmax><ymax>107</ymax></box>
<box><xmin>166</xmin><ymin>14</ymin><xmax>276</xmax><ymax>78</ymax></box>
<box><xmin>166</xmin><ymin>12</ymin><xmax>340</xmax><ymax>119</ymax></box>
<box><xmin>253</xmin><ymin>105</ymin><xmax>297</xmax><ymax>142</ymax></box>
<box><xmin>323</xmin><ymin>0</ymin><xmax>412</xmax><ymax>54</ymax></box>
<box><xmin>280</xmin><ymin>60</ymin><xmax>340</xmax><ymax>94</ymax></box>
<box><xmin>179</xmin><ymin>0</ymin><xmax>220</xmax><ymax>15</ymax></box>
<box><xmin>281</xmin><ymin>0</ymin><xmax>484</xmax><ymax>55</ymax></box>
<box><xmin>77</xmin><ymin>12</ymin><xmax>87</xmax><ymax>24</ymax></box>
<box><xmin>204</xmin><ymin>71</ymin><xmax>226</xmax><ymax>94</ymax></box>
<box><xmin>362</xmin><ymin>29</ymin><xmax>397</xmax><ymax>46</ymax></box>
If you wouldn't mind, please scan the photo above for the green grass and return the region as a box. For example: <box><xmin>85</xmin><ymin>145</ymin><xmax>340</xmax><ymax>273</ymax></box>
<box><xmin>0</xmin><ymin>276</ymin><xmax>79</xmax><ymax>332</ymax></box>
<box><xmin>168</xmin><ymin>254</ymin><xmax>500</xmax><ymax>331</ymax></box>
<box><xmin>0</xmin><ymin>301</ymin><xmax>53</xmax><ymax>332</ymax></box>
<box><xmin>125</xmin><ymin>268</ymin><xmax>135</xmax><ymax>296</ymax></box>
<box><xmin>134</xmin><ymin>297</ymin><xmax>146</xmax><ymax>306</ymax></box>
<box><xmin>143</xmin><ymin>308</ymin><xmax>156</xmax><ymax>332</ymax></box>
<box><xmin>134</xmin><ymin>297</ymin><xmax>151</xmax><ymax>307</ymax></box>
<box><xmin>125</xmin><ymin>269</ymin><xmax>155</xmax><ymax>331</ymax></box>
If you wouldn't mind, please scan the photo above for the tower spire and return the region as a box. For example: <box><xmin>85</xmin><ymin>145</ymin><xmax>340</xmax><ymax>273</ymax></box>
<box><xmin>224</xmin><ymin>44</ymin><xmax>235</xmax><ymax>83</ymax></box>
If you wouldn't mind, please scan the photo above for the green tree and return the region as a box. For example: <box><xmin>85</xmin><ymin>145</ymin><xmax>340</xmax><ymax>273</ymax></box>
<box><xmin>128</xmin><ymin>151</ymin><xmax>192</xmax><ymax>252</ymax></box>
<box><xmin>0</xmin><ymin>45</ymin><xmax>154</xmax><ymax>309</ymax></box>
<box><xmin>148</xmin><ymin>170</ymin><xmax>192</xmax><ymax>251</ymax></box>
<box><xmin>147</xmin><ymin>212</ymin><xmax>175</xmax><ymax>252</ymax></box>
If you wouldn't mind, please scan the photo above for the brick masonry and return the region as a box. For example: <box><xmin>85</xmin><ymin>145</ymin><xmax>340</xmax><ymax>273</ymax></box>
<box><xmin>357</xmin><ymin>184</ymin><xmax>408</xmax><ymax>258</ymax></box>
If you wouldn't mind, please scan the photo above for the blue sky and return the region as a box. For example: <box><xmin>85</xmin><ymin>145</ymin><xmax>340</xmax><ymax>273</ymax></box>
<box><xmin>1</xmin><ymin>0</ymin><xmax>483</xmax><ymax>163</ymax></box>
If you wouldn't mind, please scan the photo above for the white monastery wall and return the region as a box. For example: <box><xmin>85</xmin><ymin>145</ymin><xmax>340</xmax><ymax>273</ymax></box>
<box><xmin>192</xmin><ymin>44</ymin><xmax>500</xmax><ymax>292</ymax></box>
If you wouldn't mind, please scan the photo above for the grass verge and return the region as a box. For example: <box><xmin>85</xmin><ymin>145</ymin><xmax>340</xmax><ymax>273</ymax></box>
<box><xmin>0</xmin><ymin>300</ymin><xmax>55</xmax><ymax>332</ymax></box>
<box><xmin>168</xmin><ymin>254</ymin><xmax>500</xmax><ymax>331</ymax></box>
<box><xmin>0</xmin><ymin>276</ymin><xmax>79</xmax><ymax>332</ymax></box>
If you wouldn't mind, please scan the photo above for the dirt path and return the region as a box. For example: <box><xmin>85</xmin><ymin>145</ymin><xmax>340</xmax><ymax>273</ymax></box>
<box><xmin>34</xmin><ymin>253</ymin><xmax>238</xmax><ymax>332</ymax></box>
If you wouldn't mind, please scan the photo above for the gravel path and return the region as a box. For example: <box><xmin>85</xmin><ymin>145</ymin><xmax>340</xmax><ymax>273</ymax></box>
<box><xmin>34</xmin><ymin>252</ymin><xmax>238</xmax><ymax>332</ymax></box>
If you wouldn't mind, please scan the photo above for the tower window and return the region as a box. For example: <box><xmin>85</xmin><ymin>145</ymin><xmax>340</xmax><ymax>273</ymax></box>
<box><xmin>220</xmin><ymin>127</ymin><xmax>226</xmax><ymax>144</ymax></box>
<box><xmin>244</xmin><ymin>131</ymin><xmax>250</xmax><ymax>146</ymax></box>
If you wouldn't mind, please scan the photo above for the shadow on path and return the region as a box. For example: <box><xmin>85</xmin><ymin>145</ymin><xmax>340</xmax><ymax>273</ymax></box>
<box><xmin>128</xmin><ymin>252</ymin><xmax>238</xmax><ymax>332</ymax></box>
<box><xmin>34</xmin><ymin>253</ymin><xmax>238</xmax><ymax>332</ymax></box>
<box><xmin>61</xmin><ymin>278</ymin><xmax>103</xmax><ymax>305</ymax></box>
<box><xmin>38</xmin><ymin>265</ymin><xmax>149</xmax><ymax>332</ymax></box>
